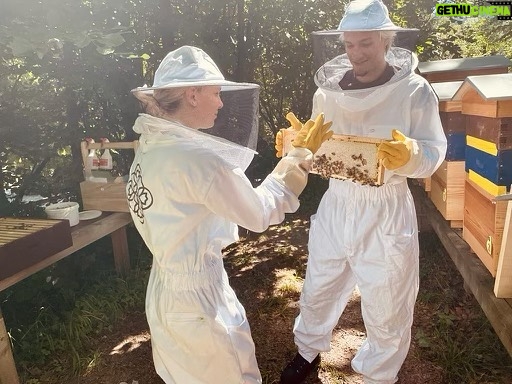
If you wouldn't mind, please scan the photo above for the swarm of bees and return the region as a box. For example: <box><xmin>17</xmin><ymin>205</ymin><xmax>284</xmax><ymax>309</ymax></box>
<box><xmin>282</xmin><ymin>131</ymin><xmax>384</xmax><ymax>186</ymax></box>
<box><xmin>312</xmin><ymin>151</ymin><xmax>380</xmax><ymax>186</ymax></box>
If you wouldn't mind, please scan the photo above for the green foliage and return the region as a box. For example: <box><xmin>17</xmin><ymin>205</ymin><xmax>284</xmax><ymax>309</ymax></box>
<box><xmin>0</xmin><ymin>230</ymin><xmax>150</xmax><ymax>380</ymax></box>
<box><xmin>2</xmin><ymin>0</ymin><xmax>511</xmax><ymax>209</ymax></box>
<box><xmin>454</xmin><ymin>18</ymin><xmax>512</xmax><ymax>57</ymax></box>
<box><xmin>1</xmin><ymin>2</ymin><xmax>512</xmax><ymax>379</ymax></box>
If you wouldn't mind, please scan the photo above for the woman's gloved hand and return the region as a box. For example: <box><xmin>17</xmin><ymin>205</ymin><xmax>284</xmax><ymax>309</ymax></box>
<box><xmin>291</xmin><ymin>113</ymin><xmax>333</xmax><ymax>154</ymax></box>
<box><xmin>275</xmin><ymin>112</ymin><xmax>303</xmax><ymax>158</ymax></box>
<box><xmin>270</xmin><ymin>147</ymin><xmax>313</xmax><ymax>196</ymax></box>
<box><xmin>377</xmin><ymin>129</ymin><xmax>413</xmax><ymax>170</ymax></box>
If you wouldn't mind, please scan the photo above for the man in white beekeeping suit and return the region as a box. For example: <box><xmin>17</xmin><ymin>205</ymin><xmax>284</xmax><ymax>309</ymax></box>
<box><xmin>126</xmin><ymin>45</ymin><xmax>332</xmax><ymax>383</ymax></box>
<box><xmin>278</xmin><ymin>1</ymin><xmax>447</xmax><ymax>383</ymax></box>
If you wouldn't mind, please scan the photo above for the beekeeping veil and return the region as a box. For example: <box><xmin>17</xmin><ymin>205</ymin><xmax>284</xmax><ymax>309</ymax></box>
<box><xmin>132</xmin><ymin>45</ymin><xmax>259</xmax><ymax>171</ymax></box>
<box><xmin>311</xmin><ymin>0</ymin><xmax>419</xmax><ymax>72</ymax></box>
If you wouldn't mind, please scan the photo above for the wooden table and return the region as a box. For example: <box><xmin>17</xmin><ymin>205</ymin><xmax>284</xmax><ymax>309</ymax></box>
<box><xmin>0</xmin><ymin>212</ymin><xmax>132</xmax><ymax>384</ymax></box>
<box><xmin>412</xmin><ymin>183</ymin><xmax>512</xmax><ymax>359</ymax></box>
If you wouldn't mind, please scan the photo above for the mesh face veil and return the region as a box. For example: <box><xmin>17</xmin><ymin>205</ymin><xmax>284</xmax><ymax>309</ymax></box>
<box><xmin>132</xmin><ymin>46</ymin><xmax>261</xmax><ymax>168</ymax></box>
<box><xmin>202</xmin><ymin>85</ymin><xmax>260</xmax><ymax>151</ymax></box>
<box><xmin>310</xmin><ymin>0</ymin><xmax>419</xmax><ymax>72</ymax></box>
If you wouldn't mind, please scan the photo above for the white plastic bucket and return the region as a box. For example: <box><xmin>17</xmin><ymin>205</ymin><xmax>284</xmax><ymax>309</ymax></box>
<box><xmin>45</xmin><ymin>202</ymin><xmax>80</xmax><ymax>227</ymax></box>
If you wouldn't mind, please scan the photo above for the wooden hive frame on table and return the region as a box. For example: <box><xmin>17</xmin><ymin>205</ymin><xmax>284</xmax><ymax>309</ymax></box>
<box><xmin>0</xmin><ymin>217</ymin><xmax>73</xmax><ymax>281</ymax></box>
<box><xmin>80</xmin><ymin>140</ymin><xmax>139</xmax><ymax>213</ymax></box>
<box><xmin>282</xmin><ymin>131</ymin><xmax>385</xmax><ymax>186</ymax></box>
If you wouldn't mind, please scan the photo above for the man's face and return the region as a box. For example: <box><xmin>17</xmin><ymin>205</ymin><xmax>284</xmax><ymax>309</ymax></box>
<box><xmin>343</xmin><ymin>31</ymin><xmax>388</xmax><ymax>83</ymax></box>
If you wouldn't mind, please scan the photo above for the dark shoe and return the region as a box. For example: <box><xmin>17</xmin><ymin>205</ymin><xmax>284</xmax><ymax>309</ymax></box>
<box><xmin>280</xmin><ymin>353</ymin><xmax>320</xmax><ymax>384</ymax></box>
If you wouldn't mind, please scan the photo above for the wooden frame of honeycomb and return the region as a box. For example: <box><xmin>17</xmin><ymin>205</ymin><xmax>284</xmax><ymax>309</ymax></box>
<box><xmin>282</xmin><ymin>131</ymin><xmax>385</xmax><ymax>186</ymax></box>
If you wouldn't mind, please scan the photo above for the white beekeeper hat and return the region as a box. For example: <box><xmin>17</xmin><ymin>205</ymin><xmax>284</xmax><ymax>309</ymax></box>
<box><xmin>338</xmin><ymin>0</ymin><xmax>407</xmax><ymax>31</ymax></box>
<box><xmin>132</xmin><ymin>45</ymin><xmax>257</xmax><ymax>94</ymax></box>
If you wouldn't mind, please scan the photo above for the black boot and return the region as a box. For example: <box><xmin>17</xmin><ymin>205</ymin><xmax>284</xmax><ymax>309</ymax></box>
<box><xmin>280</xmin><ymin>353</ymin><xmax>320</xmax><ymax>384</ymax></box>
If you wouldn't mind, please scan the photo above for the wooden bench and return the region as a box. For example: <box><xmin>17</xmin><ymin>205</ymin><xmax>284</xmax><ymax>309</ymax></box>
<box><xmin>0</xmin><ymin>211</ymin><xmax>132</xmax><ymax>384</ymax></box>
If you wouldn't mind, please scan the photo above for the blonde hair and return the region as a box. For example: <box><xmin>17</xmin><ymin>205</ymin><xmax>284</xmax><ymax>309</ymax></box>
<box><xmin>339</xmin><ymin>30</ymin><xmax>397</xmax><ymax>53</ymax></box>
<box><xmin>133</xmin><ymin>88</ymin><xmax>186</xmax><ymax>118</ymax></box>
<box><xmin>379</xmin><ymin>30</ymin><xmax>396</xmax><ymax>53</ymax></box>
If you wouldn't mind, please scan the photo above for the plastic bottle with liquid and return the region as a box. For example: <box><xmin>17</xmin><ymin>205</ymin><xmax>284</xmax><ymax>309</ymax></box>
<box><xmin>99</xmin><ymin>138</ymin><xmax>113</xmax><ymax>170</ymax></box>
<box><xmin>85</xmin><ymin>138</ymin><xmax>99</xmax><ymax>171</ymax></box>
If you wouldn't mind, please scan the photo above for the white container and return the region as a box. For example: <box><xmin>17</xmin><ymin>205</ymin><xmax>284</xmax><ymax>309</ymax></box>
<box><xmin>45</xmin><ymin>202</ymin><xmax>80</xmax><ymax>227</ymax></box>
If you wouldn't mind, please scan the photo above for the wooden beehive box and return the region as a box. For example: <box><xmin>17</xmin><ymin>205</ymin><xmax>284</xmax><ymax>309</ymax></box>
<box><xmin>453</xmin><ymin>73</ymin><xmax>512</xmax><ymax>118</ymax></box>
<box><xmin>80</xmin><ymin>140</ymin><xmax>138</xmax><ymax>212</ymax></box>
<box><xmin>282</xmin><ymin>131</ymin><xmax>385</xmax><ymax>185</ymax></box>
<box><xmin>430</xmin><ymin>160</ymin><xmax>465</xmax><ymax>228</ymax></box>
<box><xmin>431</xmin><ymin>81</ymin><xmax>466</xmax><ymax>161</ymax></box>
<box><xmin>432</xmin><ymin>80</ymin><xmax>464</xmax><ymax>113</ymax></box>
<box><xmin>495</xmin><ymin>198</ymin><xmax>512</xmax><ymax>298</ymax></box>
<box><xmin>0</xmin><ymin>218</ymin><xmax>73</xmax><ymax>281</ymax></box>
<box><xmin>463</xmin><ymin>177</ymin><xmax>508</xmax><ymax>276</ymax></box>
<box><xmin>417</xmin><ymin>55</ymin><xmax>511</xmax><ymax>83</ymax></box>
<box><xmin>466</xmin><ymin>115</ymin><xmax>512</xmax><ymax>151</ymax></box>
<box><xmin>422</xmin><ymin>81</ymin><xmax>465</xmax><ymax>194</ymax></box>
<box><xmin>453</xmin><ymin>74</ymin><xmax>512</xmax><ymax>196</ymax></box>
<box><xmin>465</xmin><ymin>139</ymin><xmax>512</xmax><ymax>195</ymax></box>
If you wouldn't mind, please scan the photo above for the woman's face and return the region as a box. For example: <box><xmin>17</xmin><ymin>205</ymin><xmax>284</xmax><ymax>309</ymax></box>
<box><xmin>193</xmin><ymin>86</ymin><xmax>223</xmax><ymax>129</ymax></box>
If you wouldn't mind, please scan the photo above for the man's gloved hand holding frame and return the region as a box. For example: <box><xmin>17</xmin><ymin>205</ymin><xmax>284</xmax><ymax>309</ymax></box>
<box><xmin>377</xmin><ymin>129</ymin><xmax>413</xmax><ymax>170</ymax></box>
<box><xmin>275</xmin><ymin>112</ymin><xmax>333</xmax><ymax>158</ymax></box>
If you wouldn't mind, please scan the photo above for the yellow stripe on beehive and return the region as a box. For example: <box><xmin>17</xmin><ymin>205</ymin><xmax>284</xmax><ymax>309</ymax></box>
<box><xmin>468</xmin><ymin>169</ymin><xmax>507</xmax><ymax>197</ymax></box>
<box><xmin>466</xmin><ymin>135</ymin><xmax>498</xmax><ymax>156</ymax></box>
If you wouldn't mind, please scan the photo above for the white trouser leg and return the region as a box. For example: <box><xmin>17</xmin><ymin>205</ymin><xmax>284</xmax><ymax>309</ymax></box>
<box><xmin>349</xmin><ymin>184</ymin><xmax>419</xmax><ymax>383</ymax></box>
<box><xmin>293</xmin><ymin>180</ymin><xmax>418</xmax><ymax>382</ymax></box>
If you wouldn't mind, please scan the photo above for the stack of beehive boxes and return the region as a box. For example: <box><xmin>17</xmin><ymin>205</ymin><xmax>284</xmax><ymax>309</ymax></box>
<box><xmin>417</xmin><ymin>55</ymin><xmax>511</xmax><ymax>229</ymax></box>
<box><xmin>452</xmin><ymin>73</ymin><xmax>512</xmax><ymax>276</ymax></box>
<box><xmin>429</xmin><ymin>81</ymin><xmax>466</xmax><ymax>228</ymax></box>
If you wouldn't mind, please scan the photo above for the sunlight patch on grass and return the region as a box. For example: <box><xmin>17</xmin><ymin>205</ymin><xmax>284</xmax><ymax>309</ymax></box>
<box><xmin>274</xmin><ymin>269</ymin><xmax>303</xmax><ymax>296</ymax></box>
<box><xmin>83</xmin><ymin>350</ymin><xmax>103</xmax><ymax>375</ymax></box>
<box><xmin>110</xmin><ymin>331</ymin><xmax>151</xmax><ymax>355</ymax></box>
<box><xmin>320</xmin><ymin>361</ymin><xmax>362</xmax><ymax>384</ymax></box>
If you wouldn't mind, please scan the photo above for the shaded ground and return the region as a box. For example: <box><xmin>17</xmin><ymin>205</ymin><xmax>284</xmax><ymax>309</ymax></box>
<box><xmin>70</xmin><ymin>212</ymin><xmax>512</xmax><ymax>384</ymax></box>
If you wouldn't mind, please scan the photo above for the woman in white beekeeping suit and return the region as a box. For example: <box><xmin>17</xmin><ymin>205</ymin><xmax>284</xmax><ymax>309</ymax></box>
<box><xmin>126</xmin><ymin>45</ymin><xmax>332</xmax><ymax>384</ymax></box>
<box><xmin>279</xmin><ymin>1</ymin><xmax>447</xmax><ymax>383</ymax></box>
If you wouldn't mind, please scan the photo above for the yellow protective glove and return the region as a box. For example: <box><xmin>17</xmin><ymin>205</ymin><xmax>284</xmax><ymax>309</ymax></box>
<box><xmin>377</xmin><ymin>129</ymin><xmax>412</xmax><ymax>170</ymax></box>
<box><xmin>292</xmin><ymin>113</ymin><xmax>334</xmax><ymax>154</ymax></box>
<box><xmin>275</xmin><ymin>112</ymin><xmax>303</xmax><ymax>158</ymax></box>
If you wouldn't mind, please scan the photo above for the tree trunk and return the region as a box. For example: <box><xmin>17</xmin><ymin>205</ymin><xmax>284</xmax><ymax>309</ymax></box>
<box><xmin>235</xmin><ymin>0</ymin><xmax>247</xmax><ymax>82</ymax></box>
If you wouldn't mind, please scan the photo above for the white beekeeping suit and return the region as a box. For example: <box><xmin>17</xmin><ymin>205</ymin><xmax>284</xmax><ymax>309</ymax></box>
<box><xmin>293</xmin><ymin>45</ymin><xmax>447</xmax><ymax>383</ymax></box>
<box><xmin>126</xmin><ymin>45</ymin><xmax>332</xmax><ymax>384</ymax></box>
<box><xmin>128</xmin><ymin>114</ymin><xmax>308</xmax><ymax>383</ymax></box>
<box><xmin>280</xmin><ymin>1</ymin><xmax>447</xmax><ymax>383</ymax></box>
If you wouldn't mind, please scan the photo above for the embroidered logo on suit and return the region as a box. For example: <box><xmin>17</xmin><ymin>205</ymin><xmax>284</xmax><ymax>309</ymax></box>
<box><xmin>127</xmin><ymin>164</ymin><xmax>153</xmax><ymax>223</ymax></box>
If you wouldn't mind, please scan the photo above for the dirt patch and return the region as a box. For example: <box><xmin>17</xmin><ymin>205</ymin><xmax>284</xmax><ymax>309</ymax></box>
<box><xmin>73</xmin><ymin>214</ymin><xmax>511</xmax><ymax>384</ymax></box>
